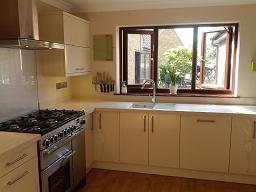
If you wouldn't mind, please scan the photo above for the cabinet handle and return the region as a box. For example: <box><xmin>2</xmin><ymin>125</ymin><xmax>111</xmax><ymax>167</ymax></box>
<box><xmin>151</xmin><ymin>116</ymin><xmax>154</xmax><ymax>133</ymax></box>
<box><xmin>253</xmin><ymin>121</ymin><xmax>256</xmax><ymax>139</ymax></box>
<box><xmin>196</xmin><ymin>119</ymin><xmax>215</xmax><ymax>123</ymax></box>
<box><xmin>143</xmin><ymin>115</ymin><xmax>146</xmax><ymax>132</ymax></box>
<box><xmin>7</xmin><ymin>171</ymin><xmax>29</xmax><ymax>186</ymax></box>
<box><xmin>99</xmin><ymin>113</ymin><xmax>102</xmax><ymax>129</ymax></box>
<box><xmin>75</xmin><ymin>67</ymin><xmax>85</xmax><ymax>71</ymax></box>
<box><xmin>6</xmin><ymin>153</ymin><xmax>28</xmax><ymax>167</ymax></box>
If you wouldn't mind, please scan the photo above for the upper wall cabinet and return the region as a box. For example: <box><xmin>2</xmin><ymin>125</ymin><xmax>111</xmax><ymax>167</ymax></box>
<box><xmin>39</xmin><ymin>11</ymin><xmax>89</xmax><ymax>47</ymax></box>
<box><xmin>38</xmin><ymin>11</ymin><xmax>90</xmax><ymax>76</ymax></box>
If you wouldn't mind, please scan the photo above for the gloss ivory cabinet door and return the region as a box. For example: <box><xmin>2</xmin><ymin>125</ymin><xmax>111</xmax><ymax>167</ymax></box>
<box><xmin>180</xmin><ymin>114</ymin><xmax>231</xmax><ymax>173</ymax></box>
<box><xmin>65</xmin><ymin>45</ymin><xmax>90</xmax><ymax>76</ymax></box>
<box><xmin>230</xmin><ymin>117</ymin><xmax>256</xmax><ymax>175</ymax></box>
<box><xmin>85</xmin><ymin>114</ymin><xmax>94</xmax><ymax>173</ymax></box>
<box><xmin>149</xmin><ymin>112</ymin><xmax>180</xmax><ymax>168</ymax></box>
<box><xmin>120</xmin><ymin>112</ymin><xmax>148</xmax><ymax>165</ymax></box>
<box><xmin>0</xmin><ymin>158</ymin><xmax>40</xmax><ymax>192</ymax></box>
<box><xmin>38</xmin><ymin>11</ymin><xmax>90</xmax><ymax>76</ymax></box>
<box><xmin>63</xmin><ymin>13</ymin><xmax>90</xmax><ymax>47</ymax></box>
<box><xmin>93</xmin><ymin>111</ymin><xmax>119</xmax><ymax>162</ymax></box>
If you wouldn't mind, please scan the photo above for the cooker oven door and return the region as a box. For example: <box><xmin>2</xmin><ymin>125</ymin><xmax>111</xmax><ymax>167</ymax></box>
<box><xmin>41</xmin><ymin>150</ymin><xmax>75</xmax><ymax>192</ymax></box>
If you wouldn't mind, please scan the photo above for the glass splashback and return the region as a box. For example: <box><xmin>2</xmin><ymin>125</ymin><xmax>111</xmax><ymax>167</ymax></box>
<box><xmin>0</xmin><ymin>49</ymin><xmax>38</xmax><ymax>122</ymax></box>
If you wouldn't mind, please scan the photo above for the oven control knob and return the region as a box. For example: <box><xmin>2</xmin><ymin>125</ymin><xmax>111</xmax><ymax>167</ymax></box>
<box><xmin>43</xmin><ymin>139</ymin><xmax>50</xmax><ymax>147</ymax></box>
<box><xmin>54</xmin><ymin>135</ymin><xmax>58</xmax><ymax>141</ymax></box>
<box><xmin>67</xmin><ymin>128</ymin><xmax>70</xmax><ymax>134</ymax></box>
<box><xmin>80</xmin><ymin>119</ymin><xmax>86</xmax><ymax>125</ymax></box>
<box><xmin>50</xmin><ymin>137</ymin><xmax>54</xmax><ymax>144</ymax></box>
<box><xmin>63</xmin><ymin>130</ymin><xmax>67</xmax><ymax>136</ymax></box>
<box><xmin>72</xmin><ymin>125</ymin><xmax>77</xmax><ymax>131</ymax></box>
<box><xmin>59</xmin><ymin>131</ymin><xmax>64</xmax><ymax>138</ymax></box>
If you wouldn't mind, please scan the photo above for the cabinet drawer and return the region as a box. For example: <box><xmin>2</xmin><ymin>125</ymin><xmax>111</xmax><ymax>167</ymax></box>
<box><xmin>0</xmin><ymin>157</ymin><xmax>40</xmax><ymax>192</ymax></box>
<box><xmin>0</xmin><ymin>145</ymin><xmax>37</xmax><ymax>178</ymax></box>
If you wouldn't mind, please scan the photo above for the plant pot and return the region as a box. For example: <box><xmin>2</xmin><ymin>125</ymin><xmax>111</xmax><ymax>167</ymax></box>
<box><xmin>121</xmin><ymin>86</ymin><xmax>127</xmax><ymax>94</ymax></box>
<box><xmin>169</xmin><ymin>85</ymin><xmax>178</xmax><ymax>95</ymax></box>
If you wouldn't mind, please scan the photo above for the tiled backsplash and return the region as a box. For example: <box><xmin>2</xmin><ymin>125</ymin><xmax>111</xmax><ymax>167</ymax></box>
<box><xmin>0</xmin><ymin>49</ymin><xmax>38</xmax><ymax>122</ymax></box>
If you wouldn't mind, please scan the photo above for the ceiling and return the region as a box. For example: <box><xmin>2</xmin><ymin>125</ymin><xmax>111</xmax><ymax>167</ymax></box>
<box><xmin>64</xmin><ymin>0</ymin><xmax>256</xmax><ymax>12</ymax></box>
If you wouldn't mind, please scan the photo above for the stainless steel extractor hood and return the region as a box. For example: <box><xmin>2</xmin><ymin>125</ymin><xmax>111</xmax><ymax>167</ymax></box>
<box><xmin>0</xmin><ymin>0</ymin><xmax>64</xmax><ymax>50</ymax></box>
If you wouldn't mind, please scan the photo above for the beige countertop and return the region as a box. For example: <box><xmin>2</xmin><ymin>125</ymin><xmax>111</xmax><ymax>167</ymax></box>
<box><xmin>43</xmin><ymin>100</ymin><xmax>256</xmax><ymax>117</ymax></box>
<box><xmin>0</xmin><ymin>132</ymin><xmax>40</xmax><ymax>157</ymax></box>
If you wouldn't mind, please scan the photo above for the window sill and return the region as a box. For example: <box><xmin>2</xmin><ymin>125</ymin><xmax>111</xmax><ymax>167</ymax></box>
<box><xmin>114</xmin><ymin>93</ymin><xmax>238</xmax><ymax>98</ymax></box>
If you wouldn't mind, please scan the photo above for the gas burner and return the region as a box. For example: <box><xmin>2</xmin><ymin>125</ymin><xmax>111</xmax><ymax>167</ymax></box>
<box><xmin>0</xmin><ymin>109</ymin><xmax>85</xmax><ymax>135</ymax></box>
<box><xmin>29</xmin><ymin>126</ymin><xmax>41</xmax><ymax>132</ymax></box>
<box><xmin>9</xmin><ymin>124</ymin><xmax>20</xmax><ymax>130</ymax></box>
<box><xmin>27</xmin><ymin>118</ymin><xmax>38</xmax><ymax>125</ymax></box>
<box><xmin>46</xmin><ymin>119</ymin><xmax>58</xmax><ymax>125</ymax></box>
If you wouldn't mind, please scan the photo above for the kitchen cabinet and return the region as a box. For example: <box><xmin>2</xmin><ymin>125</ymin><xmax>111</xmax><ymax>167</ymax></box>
<box><xmin>120</xmin><ymin>112</ymin><xmax>148</xmax><ymax>165</ymax></box>
<box><xmin>180</xmin><ymin>114</ymin><xmax>231</xmax><ymax>173</ymax></box>
<box><xmin>149</xmin><ymin>112</ymin><xmax>180</xmax><ymax>168</ymax></box>
<box><xmin>0</xmin><ymin>158</ymin><xmax>40</xmax><ymax>192</ymax></box>
<box><xmin>93</xmin><ymin>111</ymin><xmax>119</xmax><ymax>162</ymax></box>
<box><xmin>38</xmin><ymin>11</ymin><xmax>90</xmax><ymax>76</ymax></box>
<box><xmin>0</xmin><ymin>145</ymin><xmax>37</xmax><ymax>178</ymax></box>
<box><xmin>0</xmin><ymin>142</ymin><xmax>39</xmax><ymax>192</ymax></box>
<box><xmin>85</xmin><ymin>114</ymin><xmax>94</xmax><ymax>173</ymax></box>
<box><xmin>230</xmin><ymin>117</ymin><xmax>256</xmax><ymax>175</ymax></box>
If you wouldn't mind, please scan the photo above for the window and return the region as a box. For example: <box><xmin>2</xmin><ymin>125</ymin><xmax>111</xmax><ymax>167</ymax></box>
<box><xmin>119</xmin><ymin>23</ymin><xmax>238</xmax><ymax>95</ymax></box>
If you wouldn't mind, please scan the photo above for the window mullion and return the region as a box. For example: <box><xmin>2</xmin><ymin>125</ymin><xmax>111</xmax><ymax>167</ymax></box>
<box><xmin>153</xmin><ymin>27</ymin><xmax>159</xmax><ymax>91</ymax></box>
<box><xmin>191</xmin><ymin>26</ymin><xmax>198</xmax><ymax>91</ymax></box>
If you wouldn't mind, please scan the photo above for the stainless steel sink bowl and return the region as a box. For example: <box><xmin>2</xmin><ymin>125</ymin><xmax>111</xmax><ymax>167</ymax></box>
<box><xmin>130</xmin><ymin>103</ymin><xmax>156</xmax><ymax>109</ymax></box>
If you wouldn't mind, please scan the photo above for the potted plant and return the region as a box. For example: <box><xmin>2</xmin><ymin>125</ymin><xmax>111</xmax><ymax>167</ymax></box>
<box><xmin>121</xmin><ymin>81</ymin><xmax>127</xmax><ymax>94</ymax></box>
<box><xmin>169</xmin><ymin>67</ymin><xmax>178</xmax><ymax>95</ymax></box>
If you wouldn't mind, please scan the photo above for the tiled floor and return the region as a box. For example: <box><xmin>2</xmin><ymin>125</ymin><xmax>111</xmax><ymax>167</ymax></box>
<box><xmin>81</xmin><ymin>169</ymin><xmax>256</xmax><ymax>192</ymax></box>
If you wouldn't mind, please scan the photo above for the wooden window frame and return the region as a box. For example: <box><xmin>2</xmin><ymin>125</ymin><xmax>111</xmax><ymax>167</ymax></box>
<box><xmin>119</xmin><ymin>23</ymin><xmax>238</xmax><ymax>95</ymax></box>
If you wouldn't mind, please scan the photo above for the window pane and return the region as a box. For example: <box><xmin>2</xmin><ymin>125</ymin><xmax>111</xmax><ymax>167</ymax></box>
<box><xmin>158</xmin><ymin>28</ymin><xmax>193</xmax><ymax>89</ymax></box>
<box><xmin>127</xmin><ymin>33</ymin><xmax>152</xmax><ymax>84</ymax></box>
<box><xmin>196</xmin><ymin>26</ymin><xmax>230</xmax><ymax>89</ymax></box>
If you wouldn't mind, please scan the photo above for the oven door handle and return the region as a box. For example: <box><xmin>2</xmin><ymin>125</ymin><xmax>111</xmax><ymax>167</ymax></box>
<box><xmin>61</xmin><ymin>150</ymin><xmax>76</xmax><ymax>164</ymax></box>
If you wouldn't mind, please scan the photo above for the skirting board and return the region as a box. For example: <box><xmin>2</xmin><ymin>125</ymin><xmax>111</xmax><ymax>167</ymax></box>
<box><xmin>92</xmin><ymin>161</ymin><xmax>256</xmax><ymax>185</ymax></box>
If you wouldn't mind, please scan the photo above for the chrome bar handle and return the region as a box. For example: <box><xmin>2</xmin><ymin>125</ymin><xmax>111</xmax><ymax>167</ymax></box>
<box><xmin>253</xmin><ymin>121</ymin><xmax>256</xmax><ymax>139</ymax></box>
<box><xmin>151</xmin><ymin>116</ymin><xmax>154</xmax><ymax>133</ymax></box>
<box><xmin>7</xmin><ymin>171</ymin><xmax>29</xmax><ymax>186</ymax></box>
<box><xmin>197</xmin><ymin>119</ymin><xmax>216</xmax><ymax>123</ymax></box>
<box><xmin>62</xmin><ymin>150</ymin><xmax>76</xmax><ymax>164</ymax></box>
<box><xmin>6</xmin><ymin>153</ymin><xmax>28</xmax><ymax>167</ymax></box>
<box><xmin>143</xmin><ymin>115</ymin><xmax>146</xmax><ymax>132</ymax></box>
<box><xmin>99</xmin><ymin>113</ymin><xmax>102</xmax><ymax>129</ymax></box>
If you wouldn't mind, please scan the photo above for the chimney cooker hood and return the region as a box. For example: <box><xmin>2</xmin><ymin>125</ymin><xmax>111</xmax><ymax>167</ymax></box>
<box><xmin>0</xmin><ymin>0</ymin><xmax>64</xmax><ymax>50</ymax></box>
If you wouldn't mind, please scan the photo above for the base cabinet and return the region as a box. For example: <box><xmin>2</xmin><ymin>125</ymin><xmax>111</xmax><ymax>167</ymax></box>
<box><xmin>120</xmin><ymin>112</ymin><xmax>148</xmax><ymax>165</ymax></box>
<box><xmin>180</xmin><ymin>114</ymin><xmax>231</xmax><ymax>173</ymax></box>
<box><xmin>149</xmin><ymin>112</ymin><xmax>180</xmax><ymax>168</ymax></box>
<box><xmin>0</xmin><ymin>158</ymin><xmax>40</xmax><ymax>192</ymax></box>
<box><xmin>85</xmin><ymin>114</ymin><xmax>94</xmax><ymax>173</ymax></box>
<box><xmin>230</xmin><ymin>117</ymin><xmax>256</xmax><ymax>175</ymax></box>
<box><xmin>93</xmin><ymin>111</ymin><xmax>119</xmax><ymax>162</ymax></box>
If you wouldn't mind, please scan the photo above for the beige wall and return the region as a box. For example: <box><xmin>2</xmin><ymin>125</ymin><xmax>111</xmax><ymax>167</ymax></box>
<box><xmin>70</xmin><ymin>5</ymin><xmax>256</xmax><ymax>104</ymax></box>
<box><xmin>36</xmin><ymin>54</ymin><xmax>72</xmax><ymax>108</ymax></box>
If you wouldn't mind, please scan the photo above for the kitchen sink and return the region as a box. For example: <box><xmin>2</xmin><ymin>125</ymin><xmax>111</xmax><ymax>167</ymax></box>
<box><xmin>130</xmin><ymin>103</ymin><xmax>156</xmax><ymax>109</ymax></box>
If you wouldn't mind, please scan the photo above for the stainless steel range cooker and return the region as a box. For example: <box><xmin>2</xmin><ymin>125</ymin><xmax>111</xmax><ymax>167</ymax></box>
<box><xmin>0</xmin><ymin>109</ymin><xmax>86</xmax><ymax>192</ymax></box>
